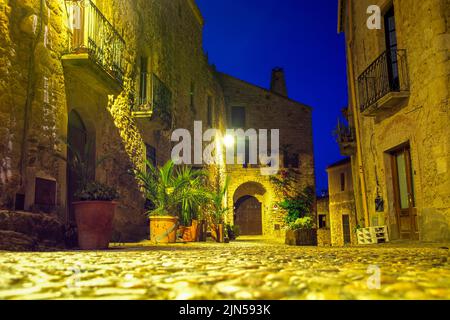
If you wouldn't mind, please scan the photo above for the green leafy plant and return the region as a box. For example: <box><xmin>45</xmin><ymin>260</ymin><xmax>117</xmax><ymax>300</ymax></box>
<box><xmin>75</xmin><ymin>181</ymin><xmax>119</xmax><ymax>201</ymax></box>
<box><xmin>207</xmin><ymin>175</ymin><xmax>231</xmax><ymax>225</ymax></box>
<box><xmin>288</xmin><ymin>217</ymin><xmax>315</xmax><ymax>230</ymax></box>
<box><xmin>279</xmin><ymin>186</ymin><xmax>315</xmax><ymax>226</ymax></box>
<box><xmin>225</xmin><ymin>223</ymin><xmax>240</xmax><ymax>240</ymax></box>
<box><xmin>135</xmin><ymin>160</ymin><xmax>209</xmax><ymax>219</ymax></box>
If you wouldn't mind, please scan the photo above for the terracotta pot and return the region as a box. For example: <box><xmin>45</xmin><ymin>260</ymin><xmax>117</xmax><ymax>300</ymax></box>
<box><xmin>73</xmin><ymin>201</ymin><xmax>117</xmax><ymax>250</ymax></box>
<box><xmin>180</xmin><ymin>220</ymin><xmax>199</xmax><ymax>242</ymax></box>
<box><xmin>150</xmin><ymin>216</ymin><xmax>178</xmax><ymax>243</ymax></box>
<box><xmin>197</xmin><ymin>220</ymin><xmax>207</xmax><ymax>242</ymax></box>
<box><xmin>211</xmin><ymin>223</ymin><xmax>224</xmax><ymax>243</ymax></box>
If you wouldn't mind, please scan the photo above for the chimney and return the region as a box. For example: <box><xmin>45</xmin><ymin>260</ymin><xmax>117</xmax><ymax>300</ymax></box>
<box><xmin>270</xmin><ymin>67</ymin><xmax>288</xmax><ymax>97</ymax></box>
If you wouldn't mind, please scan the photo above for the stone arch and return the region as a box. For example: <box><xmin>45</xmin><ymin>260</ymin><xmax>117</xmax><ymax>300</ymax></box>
<box><xmin>230</xmin><ymin>181</ymin><xmax>269</xmax><ymax>236</ymax></box>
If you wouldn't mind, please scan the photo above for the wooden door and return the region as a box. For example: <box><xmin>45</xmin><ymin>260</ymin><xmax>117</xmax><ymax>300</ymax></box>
<box><xmin>391</xmin><ymin>146</ymin><xmax>418</xmax><ymax>239</ymax></box>
<box><xmin>342</xmin><ymin>214</ymin><xmax>351</xmax><ymax>244</ymax></box>
<box><xmin>235</xmin><ymin>196</ymin><xmax>262</xmax><ymax>235</ymax></box>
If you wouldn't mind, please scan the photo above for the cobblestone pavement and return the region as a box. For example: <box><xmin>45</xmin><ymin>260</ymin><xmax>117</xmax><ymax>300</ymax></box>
<box><xmin>0</xmin><ymin>238</ymin><xmax>449</xmax><ymax>300</ymax></box>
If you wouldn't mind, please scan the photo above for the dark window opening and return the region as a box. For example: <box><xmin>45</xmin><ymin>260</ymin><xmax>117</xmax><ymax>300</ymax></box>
<box><xmin>231</xmin><ymin>106</ymin><xmax>246</xmax><ymax>128</ymax></box>
<box><xmin>139</xmin><ymin>57</ymin><xmax>148</xmax><ymax>105</ymax></box>
<box><xmin>384</xmin><ymin>6</ymin><xmax>399</xmax><ymax>91</ymax></box>
<box><xmin>318</xmin><ymin>214</ymin><xmax>327</xmax><ymax>229</ymax></box>
<box><xmin>340</xmin><ymin>172</ymin><xmax>346</xmax><ymax>192</ymax></box>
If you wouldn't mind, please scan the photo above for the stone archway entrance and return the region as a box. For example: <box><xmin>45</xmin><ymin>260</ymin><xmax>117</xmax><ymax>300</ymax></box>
<box><xmin>233</xmin><ymin>181</ymin><xmax>267</xmax><ymax>236</ymax></box>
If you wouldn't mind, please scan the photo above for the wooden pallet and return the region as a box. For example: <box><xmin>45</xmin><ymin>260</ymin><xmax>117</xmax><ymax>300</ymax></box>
<box><xmin>357</xmin><ymin>226</ymin><xmax>389</xmax><ymax>245</ymax></box>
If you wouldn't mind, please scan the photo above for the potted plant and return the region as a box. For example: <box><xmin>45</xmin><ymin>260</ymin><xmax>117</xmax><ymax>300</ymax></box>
<box><xmin>136</xmin><ymin>160</ymin><xmax>209</xmax><ymax>244</ymax></box>
<box><xmin>73</xmin><ymin>181</ymin><xmax>119</xmax><ymax>250</ymax></box>
<box><xmin>208</xmin><ymin>176</ymin><xmax>230</xmax><ymax>243</ymax></box>
<box><xmin>278</xmin><ymin>186</ymin><xmax>317</xmax><ymax>246</ymax></box>
<box><xmin>285</xmin><ymin>216</ymin><xmax>317</xmax><ymax>246</ymax></box>
<box><xmin>56</xmin><ymin>139</ymin><xmax>119</xmax><ymax>250</ymax></box>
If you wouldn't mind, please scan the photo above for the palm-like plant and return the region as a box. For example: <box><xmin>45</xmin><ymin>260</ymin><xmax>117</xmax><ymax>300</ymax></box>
<box><xmin>208</xmin><ymin>175</ymin><xmax>231</xmax><ymax>225</ymax></box>
<box><xmin>135</xmin><ymin>160</ymin><xmax>209</xmax><ymax>221</ymax></box>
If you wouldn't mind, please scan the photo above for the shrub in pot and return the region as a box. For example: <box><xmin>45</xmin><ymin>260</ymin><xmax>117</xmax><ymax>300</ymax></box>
<box><xmin>56</xmin><ymin>138</ymin><xmax>118</xmax><ymax>250</ymax></box>
<box><xmin>285</xmin><ymin>216</ymin><xmax>317</xmax><ymax>246</ymax></box>
<box><xmin>136</xmin><ymin>160</ymin><xmax>209</xmax><ymax>244</ymax></box>
<box><xmin>73</xmin><ymin>181</ymin><xmax>119</xmax><ymax>250</ymax></box>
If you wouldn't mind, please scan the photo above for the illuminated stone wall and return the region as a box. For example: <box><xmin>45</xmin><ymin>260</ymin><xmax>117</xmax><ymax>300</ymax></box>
<box><xmin>0</xmin><ymin>0</ymin><xmax>314</xmax><ymax>242</ymax></box>
<box><xmin>327</xmin><ymin>159</ymin><xmax>357</xmax><ymax>246</ymax></box>
<box><xmin>341</xmin><ymin>0</ymin><xmax>450</xmax><ymax>241</ymax></box>
<box><xmin>219</xmin><ymin>73</ymin><xmax>315</xmax><ymax>237</ymax></box>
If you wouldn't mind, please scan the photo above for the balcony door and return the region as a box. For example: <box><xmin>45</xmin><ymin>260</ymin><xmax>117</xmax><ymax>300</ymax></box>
<box><xmin>384</xmin><ymin>6</ymin><xmax>400</xmax><ymax>91</ymax></box>
<box><xmin>391</xmin><ymin>146</ymin><xmax>418</xmax><ymax>239</ymax></box>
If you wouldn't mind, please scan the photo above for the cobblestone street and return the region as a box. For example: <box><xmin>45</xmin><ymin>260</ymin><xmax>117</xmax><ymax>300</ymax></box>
<box><xmin>0</xmin><ymin>238</ymin><xmax>449</xmax><ymax>300</ymax></box>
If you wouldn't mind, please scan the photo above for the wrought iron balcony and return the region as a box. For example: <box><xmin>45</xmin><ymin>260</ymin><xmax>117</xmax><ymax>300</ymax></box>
<box><xmin>132</xmin><ymin>73</ymin><xmax>173</xmax><ymax>130</ymax></box>
<box><xmin>358</xmin><ymin>49</ymin><xmax>410</xmax><ymax>116</ymax></box>
<box><xmin>335</xmin><ymin>119</ymin><xmax>356</xmax><ymax>156</ymax></box>
<box><xmin>63</xmin><ymin>0</ymin><xmax>125</xmax><ymax>87</ymax></box>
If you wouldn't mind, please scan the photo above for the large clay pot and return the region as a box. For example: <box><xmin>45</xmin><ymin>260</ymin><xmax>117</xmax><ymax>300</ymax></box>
<box><xmin>73</xmin><ymin>201</ymin><xmax>117</xmax><ymax>250</ymax></box>
<box><xmin>211</xmin><ymin>224</ymin><xmax>224</xmax><ymax>243</ymax></box>
<box><xmin>181</xmin><ymin>219</ymin><xmax>199</xmax><ymax>242</ymax></box>
<box><xmin>150</xmin><ymin>216</ymin><xmax>178</xmax><ymax>243</ymax></box>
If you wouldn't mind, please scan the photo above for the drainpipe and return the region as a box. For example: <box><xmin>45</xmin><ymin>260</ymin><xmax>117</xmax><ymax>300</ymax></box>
<box><xmin>345</xmin><ymin>0</ymin><xmax>370</xmax><ymax>227</ymax></box>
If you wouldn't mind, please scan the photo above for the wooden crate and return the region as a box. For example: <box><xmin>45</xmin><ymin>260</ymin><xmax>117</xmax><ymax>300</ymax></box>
<box><xmin>357</xmin><ymin>226</ymin><xmax>389</xmax><ymax>245</ymax></box>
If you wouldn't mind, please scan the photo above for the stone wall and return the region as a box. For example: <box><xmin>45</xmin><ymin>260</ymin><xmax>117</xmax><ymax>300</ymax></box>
<box><xmin>341</xmin><ymin>0</ymin><xmax>450</xmax><ymax>241</ymax></box>
<box><xmin>327</xmin><ymin>159</ymin><xmax>357</xmax><ymax>246</ymax></box>
<box><xmin>219</xmin><ymin>73</ymin><xmax>315</xmax><ymax>237</ymax></box>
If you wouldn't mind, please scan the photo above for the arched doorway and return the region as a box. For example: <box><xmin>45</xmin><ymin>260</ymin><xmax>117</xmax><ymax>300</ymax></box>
<box><xmin>235</xmin><ymin>195</ymin><xmax>262</xmax><ymax>235</ymax></box>
<box><xmin>233</xmin><ymin>181</ymin><xmax>267</xmax><ymax>236</ymax></box>
<box><xmin>67</xmin><ymin>110</ymin><xmax>94</xmax><ymax>221</ymax></box>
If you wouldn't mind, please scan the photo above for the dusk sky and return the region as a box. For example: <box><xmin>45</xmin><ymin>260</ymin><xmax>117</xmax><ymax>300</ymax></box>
<box><xmin>196</xmin><ymin>0</ymin><xmax>349</xmax><ymax>194</ymax></box>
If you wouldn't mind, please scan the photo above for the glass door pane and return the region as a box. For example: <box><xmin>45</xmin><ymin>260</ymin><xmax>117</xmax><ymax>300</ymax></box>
<box><xmin>396</xmin><ymin>153</ymin><xmax>409</xmax><ymax>210</ymax></box>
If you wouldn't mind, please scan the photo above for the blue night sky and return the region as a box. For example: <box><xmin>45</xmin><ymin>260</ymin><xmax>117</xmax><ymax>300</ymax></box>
<box><xmin>196</xmin><ymin>0</ymin><xmax>348</xmax><ymax>194</ymax></box>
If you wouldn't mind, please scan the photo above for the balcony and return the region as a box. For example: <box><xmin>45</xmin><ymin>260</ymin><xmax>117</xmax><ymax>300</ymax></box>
<box><xmin>62</xmin><ymin>0</ymin><xmax>125</xmax><ymax>91</ymax></box>
<box><xmin>335</xmin><ymin>119</ymin><xmax>356</xmax><ymax>156</ymax></box>
<box><xmin>358</xmin><ymin>49</ymin><xmax>410</xmax><ymax>116</ymax></box>
<box><xmin>132</xmin><ymin>73</ymin><xmax>173</xmax><ymax>130</ymax></box>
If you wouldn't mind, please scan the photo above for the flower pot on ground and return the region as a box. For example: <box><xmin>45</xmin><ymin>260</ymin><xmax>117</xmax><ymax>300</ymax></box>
<box><xmin>73</xmin><ymin>181</ymin><xmax>119</xmax><ymax>250</ymax></box>
<box><xmin>211</xmin><ymin>223</ymin><xmax>224</xmax><ymax>243</ymax></box>
<box><xmin>284</xmin><ymin>216</ymin><xmax>318</xmax><ymax>246</ymax></box>
<box><xmin>150</xmin><ymin>216</ymin><xmax>178</xmax><ymax>243</ymax></box>
<box><xmin>197</xmin><ymin>219</ymin><xmax>207</xmax><ymax>242</ymax></box>
<box><xmin>136</xmin><ymin>160</ymin><xmax>209</xmax><ymax>244</ymax></box>
<box><xmin>180</xmin><ymin>219</ymin><xmax>199</xmax><ymax>242</ymax></box>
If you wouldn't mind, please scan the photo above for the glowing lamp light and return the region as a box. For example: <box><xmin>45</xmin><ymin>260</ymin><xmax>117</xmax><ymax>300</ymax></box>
<box><xmin>223</xmin><ymin>135</ymin><xmax>235</xmax><ymax>148</ymax></box>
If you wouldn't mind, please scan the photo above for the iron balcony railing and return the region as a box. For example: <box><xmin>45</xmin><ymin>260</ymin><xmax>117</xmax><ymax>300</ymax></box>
<box><xmin>358</xmin><ymin>49</ymin><xmax>410</xmax><ymax>113</ymax></box>
<box><xmin>133</xmin><ymin>73</ymin><xmax>172</xmax><ymax>125</ymax></box>
<box><xmin>66</xmin><ymin>0</ymin><xmax>125</xmax><ymax>84</ymax></box>
<box><xmin>336</xmin><ymin>119</ymin><xmax>355</xmax><ymax>145</ymax></box>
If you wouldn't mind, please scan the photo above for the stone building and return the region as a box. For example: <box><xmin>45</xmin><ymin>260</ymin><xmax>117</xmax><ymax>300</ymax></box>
<box><xmin>337</xmin><ymin>0</ymin><xmax>450</xmax><ymax>242</ymax></box>
<box><xmin>0</xmin><ymin>0</ymin><xmax>314</xmax><ymax>243</ymax></box>
<box><xmin>326</xmin><ymin>158</ymin><xmax>357</xmax><ymax>246</ymax></box>
<box><xmin>316</xmin><ymin>195</ymin><xmax>332</xmax><ymax>246</ymax></box>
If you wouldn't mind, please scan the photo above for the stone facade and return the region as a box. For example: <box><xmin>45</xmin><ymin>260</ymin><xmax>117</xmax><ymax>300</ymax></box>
<box><xmin>327</xmin><ymin>158</ymin><xmax>357</xmax><ymax>246</ymax></box>
<box><xmin>338</xmin><ymin>0</ymin><xmax>450</xmax><ymax>242</ymax></box>
<box><xmin>316</xmin><ymin>196</ymin><xmax>331</xmax><ymax>246</ymax></box>
<box><xmin>0</xmin><ymin>0</ymin><xmax>314</xmax><ymax>244</ymax></box>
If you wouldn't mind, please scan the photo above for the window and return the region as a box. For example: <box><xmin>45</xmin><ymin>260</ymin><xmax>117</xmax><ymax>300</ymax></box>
<box><xmin>139</xmin><ymin>57</ymin><xmax>148</xmax><ymax>105</ymax></box>
<box><xmin>340</xmin><ymin>172</ymin><xmax>346</xmax><ymax>191</ymax></box>
<box><xmin>146</xmin><ymin>144</ymin><xmax>157</xmax><ymax>167</ymax></box>
<box><xmin>231</xmin><ymin>106</ymin><xmax>246</xmax><ymax>128</ymax></box>
<box><xmin>318</xmin><ymin>214</ymin><xmax>327</xmax><ymax>229</ymax></box>
<box><xmin>283</xmin><ymin>152</ymin><xmax>299</xmax><ymax>168</ymax></box>
<box><xmin>384</xmin><ymin>6</ymin><xmax>399</xmax><ymax>91</ymax></box>
<box><xmin>207</xmin><ymin>95</ymin><xmax>213</xmax><ymax>127</ymax></box>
